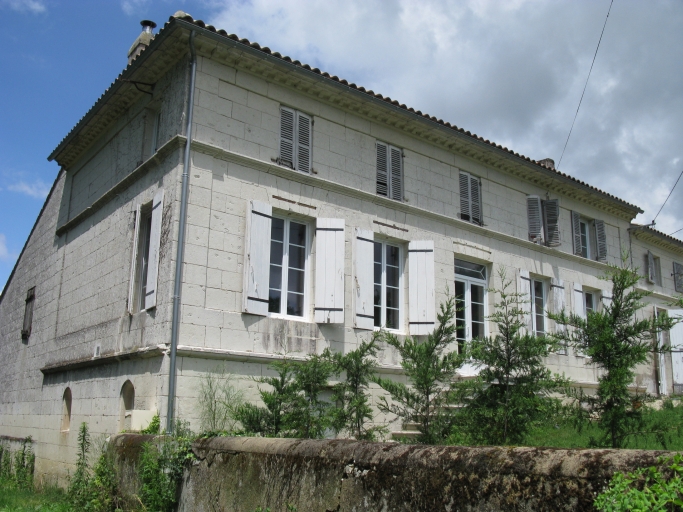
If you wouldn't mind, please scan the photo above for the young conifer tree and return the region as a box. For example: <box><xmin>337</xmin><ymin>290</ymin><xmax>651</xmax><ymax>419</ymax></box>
<box><xmin>548</xmin><ymin>260</ymin><xmax>678</xmax><ymax>448</ymax></box>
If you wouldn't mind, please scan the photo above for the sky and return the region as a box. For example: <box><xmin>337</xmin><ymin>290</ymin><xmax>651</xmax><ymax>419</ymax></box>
<box><xmin>0</xmin><ymin>0</ymin><xmax>682</xmax><ymax>292</ymax></box>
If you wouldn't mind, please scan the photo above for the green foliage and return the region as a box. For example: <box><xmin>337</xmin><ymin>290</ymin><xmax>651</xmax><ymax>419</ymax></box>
<box><xmin>12</xmin><ymin>437</ymin><xmax>35</xmax><ymax>490</ymax></box>
<box><xmin>549</xmin><ymin>260</ymin><xmax>680</xmax><ymax>448</ymax></box>
<box><xmin>0</xmin><ymin>444</ymin><xmax>12</xmax><ymax>480</ymax></box>
<box><xmin>140</xmin><ymin>413</ymin><xmax>161</xmax><ymax>435</ymax></box>
<box><xmin>197</xmin><ymin>366</ymin><xmax>245</xmax><ymax>433</ymax></box>
<box><xmin>594</xmin><ymin>454</ymin><xmax>683</xmax><ymax>511</ymax></box>
<box><xmin>137</xmin><ymin>420</ymin><xmax>194</xmax><ymax>512</ymax></box>
<box><xmin>374</xmin><ymin>296</ymin><xmax>464</xmax><ymax>444</ymax></box>
<box><xmin>0</xmin><ymin>479</ymin><xmax>72</xmax><ymax>511</ymax></box>
<box><xmin>330</xmin><ymin>338</ymin><xmax>384</xmax><ymax>440</ymax></box>
<box><xmin>69</xmin><ymin>422</ymin><xmax>91</xmax><ymax>507</ymax></box>
<box><xmin>455</xmin><ymin>268</ymin><xmax>568</xmax><ymax>446</ymax></box>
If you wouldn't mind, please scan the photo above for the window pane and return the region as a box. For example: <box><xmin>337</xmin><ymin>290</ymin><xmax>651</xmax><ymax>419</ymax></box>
<box><xmin>585</xmin><ymin>292</ymin><xmax>594</xmax><ymax>313</ymax></box>
<box><xmin>455</xmin><ymin>259</ymin><xmax>486</xmax><ymax>280</ymax></box>
<box><xmin>288</xmin><ymin>268</ymin><xmax>305</xmax><ymax>294</ymax></box>
<box><xmin>386</xmin><ymin>308</ymin><xmax>399</xmax><ymax>330</ymax></box>
<box><xmin>534</xmin><ymin>281</ymin><xmax>545</xmax><ymax>335</ymax></box>
<box><xmin>386</xmin><ymin>285</ymin><xmax>400</xmax><ymax>309</ymax></box>
<box><xmin>374</xmin><ymin>242</ymin><xmax>382</xmax><ymax>263</ymax></box>
<box><xmin>374</xmin><ymin>306</ymin><xmax>381</xmax><ymax>328</ymax></box>
<box><xmin>374</xmin><ymin>262</ymin><xmax>382</xmax><ymax>285</ymax></box>
<box><xmin>287</xmin><ymin>292</ymin><xmax>304</xmax><ymax>317</ymax></box>
<box><xmin>289</xmin><ymin>221</ymin><xmax>306</xmax><ymax>246</ymax></box>
<box><xmin>270</xmin><ymin>240</ymin><xmax>283</xmax><ymax>264</ymax></box>
<box><xmin>455</xmin><ymin>281</ymin><xmax>466</xmax><ymax>341</ymax></box>
<box><xmin>471</xmin><ymin>303</ymin><xmax>485</xmax><ymax>324</ymax></box>
<box><xmin>580</xmin><ymin>222</ymin><xmax>588</xmax><ymax>258</ymax></box>
<box><xmin>288</xmin><ymin>245</ymin><xmax>306</xmax><ymax>270</ymax></box>
<box><xmin>269</xmin><ymin>265</ymin><xmax>282</xmax><ymax>291</ymax></box>
<box><xmin>271</xmin><ymin>218</ymin><xmax>284</xmax><ymax>242</ymax></box>
<box><xmin>472</xmin><ymin>321</ymin><xmax>485</xmax><ymax>340</ymax></box>
<box><xmin>386</xmin><ymin>265</ymin><xmax>400</xmax><ymax>288</ymax></box>
<box><xmin>471</xmin><ymin>284</ymin><xmax>484</xmax><ymax>305</ymax></box>
<box><xmin>268</xmin><ymin>289</ymin><xmax>281</xmax><ymax>313</ymax></box>
<box><xmin>386</xmin><ymin>245</ymin><xmax>400</xmax><ymax>267</ymax></box>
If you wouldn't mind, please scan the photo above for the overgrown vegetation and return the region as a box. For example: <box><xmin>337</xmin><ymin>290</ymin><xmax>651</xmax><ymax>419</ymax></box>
<box><xmin>453</xmin><ymin>269</ymin><xmax>568</xmax><ymax>446</ymax></box>
<box><xmin>197</xmin><ymin>367</ymin><xmax>244</xmax><ymax>434</ymax></box>
<box><xmin>549</xmin><ymin>260</ymin><xmax>680</xmax><ymax>448</ymax></box>
<box><xmin>374</xmin><ymin>296</ymin><xmax>464</xmax><ymax>444</ymax></box>
<box><xmin>594</xmin><ymin>454</ymin><xmax>683</xmax><ymax>511</ymax></box>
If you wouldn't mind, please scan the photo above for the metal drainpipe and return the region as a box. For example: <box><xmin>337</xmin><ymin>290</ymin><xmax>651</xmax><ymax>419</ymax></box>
<box><xmin>167</xmin><ymin>30</ymin><xmax>196</xmax><ymax>433</ymax></box>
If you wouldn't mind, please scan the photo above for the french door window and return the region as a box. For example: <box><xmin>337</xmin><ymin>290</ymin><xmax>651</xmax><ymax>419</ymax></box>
<box><xmin>532</xmin><ymin>280</ymin><xmax>546</xmax><ymax>336</ymax></box>
<box><xmin>268</xmin><ymin>217</ymin><xmax>309</xmax><ymax>317</ymax></box>
<box><xmin>455</xmin><ymin>259</ymin><xmax>487</xmax><ymax>353</ymax></box>
<box><xmin>374</xmin><ymin>242</ymin><xmax>402</xmax><ymax>330</ymax></box>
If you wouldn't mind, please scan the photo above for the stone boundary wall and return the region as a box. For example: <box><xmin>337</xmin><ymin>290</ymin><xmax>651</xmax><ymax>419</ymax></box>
<box><xmin>110</xmin><ymin>435</ymin><xmax>676</xmax><ymax>511</ymax></box>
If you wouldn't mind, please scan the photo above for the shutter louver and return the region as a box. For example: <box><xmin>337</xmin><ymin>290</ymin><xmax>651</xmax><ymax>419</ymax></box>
<box><xmin>595</xmin><ymin>220</ymin><xmax>607</xmax><ymax>262</ymax></box>
<box><xmin>551</xmin><ymin>278</ymin><xmax>566</xmax><ymax>353</ymax></box>
<box><xmin>354</xmin><ymin>228</ymin><xmax>375</xmax><ymax>330</ymax></box>
<box><xmin>470</xmin><ymin>176</ymin><xmax>481</xmax><ymax>224</ymax></box>
<box><xmin>571</xmin><ymin>211</ymin><xmax>582</xmax><ymax>256</ymax></box>
<box><xmin>459</xmin><ymin>172</ymin><xmax>471</xmax><ymax>221</ymax></box>
<box><xmin>144</xmin><ymin>189</ymin><xmax>164</xmax><ymax>310</ymax></box>
<box><xmin>517</xmin><ymin>269</ymin><xmax>532</xmax><ymax>334</ymax></box>
<box><xmin>527</xmin><ymin>195</ymin><xmax>543</xmax><ymax>243</ymax></box>
<box><xmin>390</xmin><ymin>146</ymin><xmax>402</xmax><ymax>201</ymax></box>
<box><xmin>543</xmin><ymin>199</ymin><xmax>561</xmax><ymax>247</ymax></box>
<box><xmin>408</xmin><ymin>240</ymin><xmax>435</xmax><ymax>335</ymax></box>
<box><xmin>243</xmin><ymin>200</ymin><xmax>272</xmax><ymax>316</ymax></box>
<box><xmin>296</xmin><ymin>111</ymin><xmax>311</xmax><ymax>173</ymax></box>
<box><xmin>314</xmin><ymin>218</ymin><xmax>345</xmax><ymax>324</ymax></box>
<box><xmin>376</xmin><ymin>142</ymin><xmax>388</xmax><ymax>197</ymax></box>
<box><xmin>279</xmin><ymin>107</ymin><xmax>295</xmax><ymax>169</ymax></box>
<box><xmin>673</xmin><ymin>262</ymin><xmax>683</xmax><ymax>293</ymax></box>
<box><xmin>647</xmin><ymin>250</ymin><xmax>656</xmax><ymax>283</ymax></box>
<box><xmin>128</xmin><ymin>205</ymin><xmax>141</xmax><ymax>314</ymax></box>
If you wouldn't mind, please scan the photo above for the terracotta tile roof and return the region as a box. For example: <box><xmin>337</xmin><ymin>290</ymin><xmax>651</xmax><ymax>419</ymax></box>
<box><xmin>629</xmin><ymin>224</ymin><xmax>683</xmax><ymax>248</ymax></box>
<box><xmin>49</xmin><ymin>11</ymin><xmax>643</xmax><ymax>214</ymax></box>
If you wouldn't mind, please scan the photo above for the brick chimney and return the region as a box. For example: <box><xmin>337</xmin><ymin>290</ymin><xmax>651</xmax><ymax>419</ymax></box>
<box><xmin>128</xmin><ymin>20</ymin><xmax>157</xmax><ymax>65</ymax></box>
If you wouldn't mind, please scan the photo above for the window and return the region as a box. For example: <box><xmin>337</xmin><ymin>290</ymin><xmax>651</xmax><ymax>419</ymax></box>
<box><xmin>459</xmin><ymin>171</ymin><xmax>482</xmax><ymax>225</ymax></box>
<box><xmin>646</xmin><ymin>251</ymin><xmax>662</xmax><ymax>286</ymax></box>
<box><xmin>571</xmin><ymin>212</ymin><xmax>607</xmax><ymax>262</ymax></box>
<box><xmin>526</xmin><ymin>196</ymin><xmax>560</xmax><ymax>246</ymax></box>
<box><xmin>279</xmin><ymin>106</ymin><xmax>312</xmax><ymax>173</ymax></box>
<box><xmin>585</xmin><ymin>291</ymin><xmax>595</xmax><ymax>314</ymax></box>
<box><xmin>455</xmin><ymin>259</ymin><xmax>487</xmax><ymax>353</ymax></box>
<box><xmin>119</xmin><ymin>380</ymin><xmax>135</xmax><ymax>432</ymax></box>
<box><xmin>128</xmin><ymin>190</ymin><xmax>164</xmax><ymax>313</ymax></box>
<box><xmin>61</xmin><ymin>388</ymin><xmax>72</xmax><ymax>432</ymax></box>
<box><xmin>674</xmin><ymin>262</ymin><xmax>683</xmax><ymax>293</ymax></box>
<box><xmin>21</xmin><ymin>287</ymin><xmax>35</xmax><ymax>340</ymax></box>
<box><xmin>268</xmin><ymin>217</ymin><xmax>310</xmax><ymax>318</ymax></box>
<box><xmin>531</xmin><ymin>279</ymin><xmax>546</xmax><ymax>336</ymax></box>
<box><xmin>374</xmin><ymin>241</ymin><xmax>403</xmax><ymax>330</ymax></box>
<box><xmin>376</xmin><ymin>142</ymin><xmax>402</xmax><ymax>201</ymax></box>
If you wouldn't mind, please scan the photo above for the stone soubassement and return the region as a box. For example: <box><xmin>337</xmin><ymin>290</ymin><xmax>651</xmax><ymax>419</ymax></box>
<box><xmin>111</xmin><ymin>434</ymin><xmax>674</xmax><ymax>511</ymax></box>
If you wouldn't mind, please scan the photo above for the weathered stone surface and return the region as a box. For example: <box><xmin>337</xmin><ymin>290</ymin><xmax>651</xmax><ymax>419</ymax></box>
<box><xmin>111</xmin><ymin>434</ymin><xmax>674</xmax><ymax>512</ymax></box>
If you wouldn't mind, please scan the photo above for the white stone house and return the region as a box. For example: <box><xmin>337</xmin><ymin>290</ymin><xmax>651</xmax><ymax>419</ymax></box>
<box><xmin>1</xmin><ymin>12</ymin><xmax>682</xmax><ymax>481</ymax></box>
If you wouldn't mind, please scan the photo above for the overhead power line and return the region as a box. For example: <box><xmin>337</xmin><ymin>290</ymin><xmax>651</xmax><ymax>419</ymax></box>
<box><xmin>669</xmin><ymin>227</ymin><xmax>683</xmax><ymax>237</ymax></box>
<box><xmin>653</xmin><ymin>166</ymin><xmax>683</xmax><ymax>225</ymax></box>
<box><xmin>557</xmin><ymin>0</ymin><xmax>614</xmax><ymax>170</ymax></box>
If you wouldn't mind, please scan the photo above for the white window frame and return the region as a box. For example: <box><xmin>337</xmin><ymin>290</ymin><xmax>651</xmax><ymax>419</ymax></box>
<box><xmin>373</xmin><ymin>240</ymin><xmax>404</xmax><ymax>333</ymax></box>
<box><xmin>584</xmin><ymin>291</ymin><xmax>595</xmax><ymax>315</ymax></box>
<box><xmin>267</xmin><ymin>215</ymin><xmax>312</xmax><ymax>320</ymax></box>
<box><xmin>579</xmin><ymin>220</ymin><xmax>591</xmax><ymax>259</ymax></box>
<box><xmin>531</xmin><ymin>279</ymin><xmax>547</xmax><ymax>336</ymax></box>
<box><xmin>454</xmin><ymin>262</ymin><xmax>488</xmax><ymax>353</ymax></box>
<box><xmin>136</xmin><ymin>208</ymin><xmax>154</xmax><ymax>312</ymax></box>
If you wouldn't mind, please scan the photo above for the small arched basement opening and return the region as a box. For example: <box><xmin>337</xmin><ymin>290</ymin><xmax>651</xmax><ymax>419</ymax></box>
<box><xmin>119</xmin><ymin>380</ymin><xmax>135</xmax><ymax>432</ymax></box>
<box><xmin>61</xmin><ymin>387</ymin><xmax>72</xmax><ymax>432</ymax></box>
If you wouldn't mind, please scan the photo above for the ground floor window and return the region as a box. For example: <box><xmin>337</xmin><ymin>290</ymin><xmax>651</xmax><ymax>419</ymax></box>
<box><xmin>455</xmin><ymin>259</ymin><xmax>487</xmax><ymax>353</ymax></box>
<box><xmin>374</xmin><ymin>241</ymin><xmax>402</xmax><ymax>330</ymax></box>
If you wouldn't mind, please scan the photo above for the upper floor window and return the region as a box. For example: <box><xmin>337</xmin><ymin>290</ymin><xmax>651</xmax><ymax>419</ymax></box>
<box><xmin>152</xmin><ymin>110</ymin><xmax>162</xmax><ymax>153</ymax></box>
<box><xmin>455</xmin><ymin>259</ymin><xmax>487</xmax><ymax>353</ymax></box>
<box><xmin>674</xmin><ymin>261</ymin><xmax>683</xmax><ymax>293</ymax></box>
<box><xmin>526</xmin><ymin>196</ymin><xmax>560</xmax><ymax>246</ymax></box>
<box><xmin>585</xmin><ymin>291</ymin><xmax>595</xmax><ymax>314</ymax></box>
<box><xmin>21</xmin><ymin>286</ymin><xmax>35</xmax><ymax>340</ymax></box>
<box><xmin>459</xmin><ymin>171</ymin><xmax>482</xmax><ymax>225</ymax></box>
<box><xmin>531</xmin><ymin>279</ymin><xmax>546</xmax><ymax>336</ymax></box>
<box><xmin>376</xmin><ymin>142</ymin><xmax>403</xmax><ymax>201</ymax></box>
<box><xmin>268</xmin><ymin>217</ymin><xmax>310</xmax><ymax>318</ymax></box>
<box><xmin>374</xmin><ymin>241</ymin><xmax>403</xmax><ymax>331</ymax></box>
<box><xmin>571</xmin><ymin>212</ymin><xmax>607</xmax><ymax>262</ymax></box>
<box><xmin>279</xmin><ymin>107</ymin><xmax>311</xmax><ymax>173</ymax></box>
<box><xmin>646</xmin><ymin>251</ymin><xmax>662</xmax><ymax>286</ymax></box>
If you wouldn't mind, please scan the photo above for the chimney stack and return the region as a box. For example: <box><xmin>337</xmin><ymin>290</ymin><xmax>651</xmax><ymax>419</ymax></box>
<box><xmin>128</xmin><ymin>20</ymin><xmax>157</xmax><ymax>65</ymax></box>
<box><xmin>538</xmin><ymin>158</ymin><xmax>555</xmax><ymax>170</ymax></box>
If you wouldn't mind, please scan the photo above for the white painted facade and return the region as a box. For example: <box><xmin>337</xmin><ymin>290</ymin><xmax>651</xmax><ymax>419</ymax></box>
<box><xmin>1</xmin><ymin>14</ymin><xmax>682</xmax><ymax>482</ymax></box>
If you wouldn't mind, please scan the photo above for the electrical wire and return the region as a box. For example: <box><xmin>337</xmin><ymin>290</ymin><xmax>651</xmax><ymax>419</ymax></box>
<box><xmin>557</xmin><ymin>0</ymin><xmax>614</xmax><ymax>170</ymax></box>
<box><xmin>653</xmin><ymin>166</ymin><xmax>683</xmax><ymax>225</ymax></box>
<box><xmin>669</xmin><ymin>227</ymin><xmax>683</xmax><ymax>237</ymax></box>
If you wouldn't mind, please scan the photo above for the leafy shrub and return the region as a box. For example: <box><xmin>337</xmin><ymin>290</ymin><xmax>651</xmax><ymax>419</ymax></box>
<box><xmin>140</xmin><ymin>413</ymin><xmax>161</xmax><ymax>435</ymax></box>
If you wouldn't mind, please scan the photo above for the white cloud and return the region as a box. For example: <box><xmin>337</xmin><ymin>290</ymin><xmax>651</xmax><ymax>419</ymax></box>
<box><xmin>121</xmin><ymin>0</ymin><xmax>149</xmax><ymax>16</ymax></box>
<box><xmin>0</xmin><ymin>234</ymin><xmax>17</xmax><ymax>264</ymax></box>
<box><xmin>7</xmin><ymin>180</ymin><xmax>50</xmax><ymax>199</ymax></box>
<box><xmin>1</xmin><ymin>0</ymin><xmax>46</xmax><ymax>13</ymax></box>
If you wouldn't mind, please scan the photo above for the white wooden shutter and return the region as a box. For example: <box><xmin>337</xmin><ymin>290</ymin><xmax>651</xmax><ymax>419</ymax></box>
<box><xmin>296</xmin><ymin>111</ymin><xmax>312</xmax><ymax>173</ymax></box>
<box><xmin>459</xmin><ymin>171</ymin><xmax>470</xmax><ymax>221</ymax></box>
<box><xmin>674</xmin><ymin>262</ymin><xmax>683</xmax><ymax>293</ymax></box>
<box><xmin>543</xmin><ymin>199</ymin><xmax>561</xmax><ymax>247</ymax></box>
<box><xmin>647</xmin><ymin>250</ymin><xmax>656</xmax><ymax>283</ymax></box>
<box><xmin>314</xmin><ymin>218</ymin><xmax>345</xmax><ymax>324</ymax></box>
<box><xmin>376</xmin><ymin>142</ymin><xmax>388</xmax><ymax>197</ymax></box>
<box><xmin>571</xmin><ymin>211</ymin><xmax>582</xmax><ymax>256</ymax></box>
<box><xmin>390</xmin><ymin>146</ymin><xmax>402</xmax><ymax>201</ymax></box>
<box><xmin>243</xmin><ymin>200</ymin><xmax>272</xmax><ymax>316</ymax></box>
<box><xmin>144</xmin><ymin>189</ymin><xmax>164</xmax><ymax>310</ymax></box>
<box><xmin>551</xmin><ymin>277</ymin><xmax>566</xmax><ymax>353</ymax></box>
<box><xmin>408</xmin><ymin>240</ymin><xmax>435</xmax><ymax>335</ymax></box>
<box><xmin>354</xmin><ymin>228</ymin><xmax>375</xmax><ymax>330</ymax></box>
<box><xmin>517</xmin><ymin>269</ymin><xmax>532</xmax><ymax>334</ymax></box>
<box><xmin>128</xmin><ymin>205</ymin><xmax>141</xmax><ymax>314</ymax></box>
<box><xmin>669</xmin><ymin>310</ymin><xmax>683</xmax><ymax>394</ymax></box>
<box><xmin>470</xmin><ymin>175</ymin><xmax>482</xmax><ymax>224</ymax></box>
<box><xmin>595</xmin><ymin>220</ymin><xmax>607</xmax><ymax>262</ymax></box>
<box><xmin>527</xmin><ymin>195</ymin><xmax>543</xmax><ymax>243</ymax></box>
<box><xmin>279</xmin><ymin>107</ymin><xmax>295</xmax><ymax>169</ymax></box>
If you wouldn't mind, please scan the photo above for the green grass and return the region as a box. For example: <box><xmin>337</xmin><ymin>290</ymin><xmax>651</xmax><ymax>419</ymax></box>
<box><xmin>524</xmin><ymin>401</ymin><xmax>683</xmax><ymax>450</ymax></box>
<box><xmin>0</xmin><ymin>481</ymin><xmax>72</xmax><ymax>512</ymax></box>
